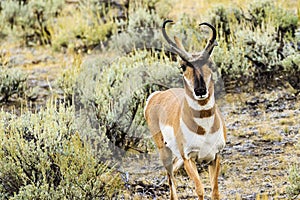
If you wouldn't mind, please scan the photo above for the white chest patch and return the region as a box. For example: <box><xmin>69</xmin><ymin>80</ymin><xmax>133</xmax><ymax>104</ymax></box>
<box><xmin>194</xmin><ymin>115</ymin><xmax>215</xmax><ymax>134</ymax></box>
<box><xmin>159</xmin><ymin>123</ymin><xmax>182</xmax><ymax>159</ymax></box>
<box><xmin>158</xmin><ymin>118</ymin><xmax>226</xmax><ymax>164</ymax></box>
<box><xmin>180</xmin><ymin>118</ymin><xmax>225</xmax><ymax>162</ymax></box>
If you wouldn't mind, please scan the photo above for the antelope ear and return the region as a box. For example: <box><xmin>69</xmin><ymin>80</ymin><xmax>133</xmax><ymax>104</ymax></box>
<box><xmin>174</xmin><ymin>36</ymin><xmax>187</xmax><ymax>52</ymax></box>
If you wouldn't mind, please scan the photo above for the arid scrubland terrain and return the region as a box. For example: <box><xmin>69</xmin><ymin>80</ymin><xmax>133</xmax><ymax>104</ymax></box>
<box><xmin>0</xmin><ymin>0</ymin><xmax>299</xmax><ymax>199</ymax></box>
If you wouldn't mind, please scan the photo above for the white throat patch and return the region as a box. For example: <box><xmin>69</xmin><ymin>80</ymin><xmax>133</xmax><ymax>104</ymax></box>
<box><xmin>185</xmin><ymin>92</ymin><xmax>215</xmax><ymax>111</ymax></box>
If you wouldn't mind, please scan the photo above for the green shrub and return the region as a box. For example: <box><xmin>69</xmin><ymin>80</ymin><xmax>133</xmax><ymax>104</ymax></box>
<box><xmin>0</xmin><ymin>66</ymin><xmax>27</xmax><ymax>102</ymax></box>
<box><xmin>109</xmin><ymin>7</ymin><xmax>163</xmax><ymax>53</ymax></box>
<box><xmin>51</xmin><ymin>0</ymin><xmax>117</xmax><ymax>52</ymax></box>
<box><xmin>213</xmin><ymin>37</ymin><xmax>250</xmax><ymax>79</ymax></box>
<box><xmin>0</xmin><ymin>0</ymin><xmax>65</xmax><ymax>46</ymax></box>
<box><xmin>210</xmin><ymin>1</ymin><xmax>299</xmax><ymax>84</ymax></box>
<box><xmin>246</xmin><ymin>1</ymin><xmax>298</xmax><ymax>38</ymax></box>
<box><xmin>0</xmin><ymin>102</ymin><xmax>121</xmax><ymax>199</ymax></box>
<box><xmin>55</xmin><ymin>0</ymin><xmax>199</xmax><ymax>53</ymax></box>
<box><xmin>287</xmin><ymin>164</ymin><xmax>300</xmax><ymax>199</ymax></box>
<box><xmin>109</xmin><ymin>6</ymin><xmax>208</xmax><ymax>55</ymax></box>
<box><xmin>57</xmin><ymin>50</ymin><xmax>182</xmax><ymax>153</ymax></box>
<box><xmin>246</xmin><ymin>1</ymin><xmax>273</xmax><ymax>28</ymax></box>
<box><xmin>79</xmin><ymin>51</ymin><xmax>182</xmax><ymax>152</ymax></box>
<box><xmin>211</xmin><ymin>1</ymin><xmax>298</xmax><ymax>39</ymax></box>
<box><xmin>281</xmin><ymin>53</ymin><xmax>300</xmax><ymax>72</ymax></box>
<box><xmin>210</xmin><ymin>6</ymin><xmax>240</xmax><ymax>43</ymax></box>
<box><xmin>214</xmin><ymin>26</ymin><xmax>299</xmax><ymax>82</ymax></box>
<box><xmin>56</xmin><ymin>54</ymin><xmax>83</xmax><ymax>102</ymax></box>
<box><xmin>0</xmin><ymin>0</ymin><xmax>118</xmax><ymax>49</ymax></box>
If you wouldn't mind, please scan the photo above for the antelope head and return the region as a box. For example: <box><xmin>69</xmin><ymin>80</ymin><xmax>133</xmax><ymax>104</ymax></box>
<box><xmin>162</xmin><ymin>20</ymin><xmax>218</xmax><ymax>101</ymax></box>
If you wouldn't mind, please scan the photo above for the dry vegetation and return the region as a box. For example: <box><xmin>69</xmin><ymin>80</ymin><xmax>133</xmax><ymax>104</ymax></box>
<box><xmin>0</xmin><ymin>0</ymin><xmax>299</xmax><ymax>199</ymax></box>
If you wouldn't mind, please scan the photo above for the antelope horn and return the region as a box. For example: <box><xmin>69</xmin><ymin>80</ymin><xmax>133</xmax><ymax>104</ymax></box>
<box><xmin>162</xmin><ymin>20</ymin><xmax>191</xmax><ymax>61</ymax></box>
<box><xmin>199</xmin><ymin>22</ymin><xmax>218</xmax><ymax>56</ymax></box>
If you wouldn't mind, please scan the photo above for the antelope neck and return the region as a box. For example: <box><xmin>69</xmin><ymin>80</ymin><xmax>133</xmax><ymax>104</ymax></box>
<box><xmin>180</xmin><ymin>79</ymin><xmax>216</xmax><ymax>135</ymax></box>
<box><xmin>183</xmin><ymin>98</ymin><xmax>216</xmax><ymax>119</ymax></box>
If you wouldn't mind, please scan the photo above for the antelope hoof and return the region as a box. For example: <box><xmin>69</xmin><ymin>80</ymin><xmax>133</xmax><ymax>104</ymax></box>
<box><xmin>211</xmin><ymin>193</ymin><xmax>220</xmax><ymax>200</ymax></box>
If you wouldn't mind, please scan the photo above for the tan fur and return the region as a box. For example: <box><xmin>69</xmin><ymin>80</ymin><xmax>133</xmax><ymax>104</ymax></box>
<box><xmin>210</xmin><ymin>106</ymin><xmax>221</xmax><ymax>133</ymax></box>
<box><xmin>145</xmin><ymin>88</ymin><xmax>184</xmax><ymax>138</ymax></box>
<box><xmin>183</xmin><ymin>67</ymin><xmax>194</xmax><ymax>82</ymax></box>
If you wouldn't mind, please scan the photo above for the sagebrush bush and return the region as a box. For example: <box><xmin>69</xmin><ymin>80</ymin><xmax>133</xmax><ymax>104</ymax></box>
<box><xmin>51</xmin><ymin>0</ymin><xmax>117</xmax><ymax>52</ymax></box>
<box><xmin>109</xmin><ymin>7</ymin><xmax>163</xmax><ymax>53</ymax></box>
<box><xmin>210</xmin><ymin>1</ymin><xmax>299</xmax><ymax>85</ymax></box>
<box><xmin>56</xmin><ymin>54</ymin><xmax>83</xmax><ymax>102</ymax></box>
<box><xmin>0</xmin><ymin>66</ymin><xmax>27</xmax><ymax>102</ymax></box>
<box><xmin>109</xmin><ymin>7</ymin><xmax>209</xmax><ymax>55</ymax></box>
<box><xmin>57</xmin><ymin>50</ymin><xmax>183</xmax><ymax>154</ymax></box>
<box><xmin>0</xmin><ymin>102</ymin><xmax>121</xmax><ymax>199</ymax></box>
<box><xmin>0</xmin><ymin>0</ymin><xmax>65</xmax><ymax>45</ymax></box>
<box><xmin>0</xmin><ymin>0</ymin><xmax>119</xmax><ymax>49</ymax></box>
<box><xmin>80</xmin><ymin>51</ymin><xmax>183</xmax><ymax>153</ymax></box>
<box><xmin>211</xmin><ymin>1</ymin><xmax>298</xmax><ymax>40</ymax></box>
<box><xmin>287</xmin><ymin>164</ymin><xmax>300</xmax><ymax>198</ymax></box>
<box><xmin>214</xmin><ymin>25</ymin><xmax>282</xmax><ymax>77</ymax></box>
<box><xmin>281</xmin><ymin>53</ymin><xmax>300</xmax><ymax>72</ymax></box>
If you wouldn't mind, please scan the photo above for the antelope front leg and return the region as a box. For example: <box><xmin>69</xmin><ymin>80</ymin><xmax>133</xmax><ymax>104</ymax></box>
<box><xmin>208</xmin><ymin>154</ymin><xmax>221</xmax><ymax>200</ymax></box>
<box><xmin>183</xmin><ymin>159</ymin><xmax>204</xmax><ymax>200</ymax></box>
<box><xmin>159</xmin><ymin>145</ymin><xmax>178</xmax><ymax>200</ymax></box>
<box><xmin>167</xmin><ymin>172</ymin><xmax>178</xmax><ymax>200</ymax></box>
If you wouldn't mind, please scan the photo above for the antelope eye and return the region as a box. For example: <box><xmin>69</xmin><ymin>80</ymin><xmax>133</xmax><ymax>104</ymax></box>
<box><xmin>181</xmin><ymin>64</ymin><xmax>187</xmax><ymax>72</ymax></box>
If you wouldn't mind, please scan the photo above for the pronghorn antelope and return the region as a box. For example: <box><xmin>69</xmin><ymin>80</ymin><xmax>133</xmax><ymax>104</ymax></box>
<box><xmin>144</xmin><ymin>20</ymin><xmax>226</xmax><ymax>200</ymax></box>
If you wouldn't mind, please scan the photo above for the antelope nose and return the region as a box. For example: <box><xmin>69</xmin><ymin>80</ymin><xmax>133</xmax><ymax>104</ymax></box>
<box><xmin>194</xmin><ymin>88</ymin><xmax>207</xmax><ymax>97</ymax></box>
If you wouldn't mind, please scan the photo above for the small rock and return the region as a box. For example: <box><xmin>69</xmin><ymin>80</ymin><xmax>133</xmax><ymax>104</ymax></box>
<box><xmin>264</xmin><ymin>182</ymin><xmax>273</xmax><ymax>188</ymax></box>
